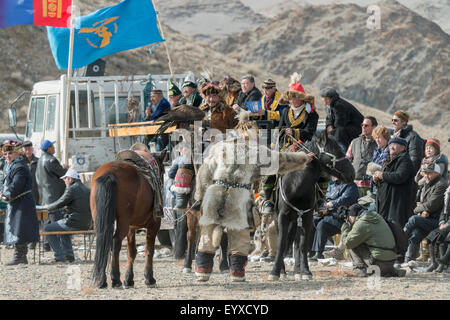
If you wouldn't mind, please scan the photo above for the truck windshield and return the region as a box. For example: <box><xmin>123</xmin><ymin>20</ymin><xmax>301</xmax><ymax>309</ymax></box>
<box><xmin>26</xmin><ymin>97</ymin><xmax>45</xmax><ymax>137</ymax></box>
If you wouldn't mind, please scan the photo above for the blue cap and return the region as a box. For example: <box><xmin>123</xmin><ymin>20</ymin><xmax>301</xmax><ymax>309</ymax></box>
<box><xmin>40</xmin><ymin>140</ymin><xmax>56</xmax><ymax>151</ymax></box>
<box><xmin>388</xmin><ymin>137</ymin><xmax>407</xmax><ymax>148</ymax></box>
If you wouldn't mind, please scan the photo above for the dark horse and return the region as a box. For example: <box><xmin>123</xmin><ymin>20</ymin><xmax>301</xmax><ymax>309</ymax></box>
<box><xmin>90</xmin><ymin>153</ymin><xmax>165</xmax><ymax>288</ymax></box>
<box><xmin>269</xmin><ymin>130</ymin><xmax>355</xmax><ymax>281</ymax></box>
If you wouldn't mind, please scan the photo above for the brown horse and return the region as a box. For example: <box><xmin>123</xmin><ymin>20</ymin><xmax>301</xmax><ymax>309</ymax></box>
<box><xmin>90</xmin><ymin>153</ymin><xmax>165</xmax><ymax>289</ymax></box>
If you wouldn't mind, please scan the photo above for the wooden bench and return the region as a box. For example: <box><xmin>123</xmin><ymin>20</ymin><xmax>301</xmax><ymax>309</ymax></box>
<box><xmin>38</xmin><ymin>230</ymin><xmax>96</xmax><ymax>264</ymax></box>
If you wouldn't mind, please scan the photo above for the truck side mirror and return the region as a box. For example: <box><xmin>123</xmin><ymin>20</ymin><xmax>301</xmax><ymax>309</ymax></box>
<box><xmin>8</xmin><ymin>108</ymin><xmax>17</xmax><ymax>127</ymax></box>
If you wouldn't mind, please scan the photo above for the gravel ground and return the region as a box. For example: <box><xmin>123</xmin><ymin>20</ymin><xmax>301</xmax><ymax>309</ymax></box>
<box><xmin>0</xmin><ymin>234</ymin><xmax>449</xmax><ymax>300</ymax></box>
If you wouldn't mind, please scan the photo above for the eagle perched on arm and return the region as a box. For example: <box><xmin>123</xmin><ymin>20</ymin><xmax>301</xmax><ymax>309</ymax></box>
<box><xmin>156</xmin><ymin>104</ymin><xmax>205</xmax><ymax>135</ymax></box>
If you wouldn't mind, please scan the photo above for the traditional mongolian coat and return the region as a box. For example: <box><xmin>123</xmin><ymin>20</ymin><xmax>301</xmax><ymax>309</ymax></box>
<box><xmin>194</xmin><ymin>138</ymin><xmax>309</xmax><ymax>231</ymax></box>
<box><xmin>2</xmin><ymin>156</ymin><xmax>39</xmax><ymax>245</ymax></box>
<box><xmin>200</xmin><ymin>101</ymin><xmax>238</xmax><ymax>134</ymax></box>
<box><xmin>278</xmin><ymin>103</ymin><xmax>319</xmax><ymax>143</ymax></box>
<box><xmin>251</xmin><ymin>91</ymin><xmax>289</xmax><ymax>127</ymax></box>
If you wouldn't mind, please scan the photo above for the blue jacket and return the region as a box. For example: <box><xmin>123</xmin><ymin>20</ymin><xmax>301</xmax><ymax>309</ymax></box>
<box><xmin>326</xmin><ymin>180</ymin><xmax>359</xmax><ymax>215</ymax></box>
<box><xmin>143</xmin><ymin>98</ymin><xmax>171</xmax><ymax>121</ymax></box>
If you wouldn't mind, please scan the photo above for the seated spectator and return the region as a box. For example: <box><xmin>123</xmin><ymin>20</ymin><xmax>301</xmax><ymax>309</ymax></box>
<box><xmin>232</xmin><ymin>75</ymin><xmax>262</xmax><ymax>112</ymax></box>
<box><xmin>179</xmin><ymin>81</ymin><xmax>203</xmax><ymax>107</ymax></box>
<box><xmin>142</xmin><ymin>89</ymin><xmax>171</xmax><ymax>121</ymax></box>
<box><xmin>42</xmin><ymin>169</ymin><xmax>92</xmax><ymax>262</ymax></box>
<box><xmin>341</xmin><ymin>204</ymin><xmax>406</xmax><ymax>277</ymax></box>
<box><xmin>309</xmin><ymin>176</ymin><xmax>359</xmax><ymax>260</ymax></box>
<box><xmin>424</xmin><ymin>185</ymin><xmax>450</xmax><ymax>272</ymax></box>
<box><xmin>402</xmin><ymin>163</ymin><xmax>447</xmax><ymax>266</ymax></box>
<box><xmin>415</xmin><ymin>138</ymin><xmax>448</xmax><ymax>185</ymax></box>
<box><xmin>346</xmin><ymin>116</ymin><xmax>378</xmax><ymax>198</ymax></box>
<box><xmin>168</xmin><ymin>81</ymin><xmax>182</xmax><ymax>107</ymax></box>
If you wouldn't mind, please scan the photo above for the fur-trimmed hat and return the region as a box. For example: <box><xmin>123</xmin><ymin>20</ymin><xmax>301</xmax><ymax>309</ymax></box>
<box><xmin>2</xmin><ymin>140</ymin><xmax>22</xmax><ymax>153</ymax></box>
<box><xmin>281</xmin><ymin>72</ymin><xmax>314</xmax><ymax>105</ymax></box>
<box><xmin>200</xmin><ymin>81</ymin><xmax>223</xmax><ymax>97</ymax></box>
<box><xmin>221</xmin><ymin>76</ymin><xmax>241</xmax><ymax>93</ymax></box>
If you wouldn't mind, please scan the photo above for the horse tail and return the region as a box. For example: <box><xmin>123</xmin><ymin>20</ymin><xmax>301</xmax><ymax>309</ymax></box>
<box><xmin>92</xmin><ymin>172</ymin><xmax>117</xmax><ymax>286</ymax></box>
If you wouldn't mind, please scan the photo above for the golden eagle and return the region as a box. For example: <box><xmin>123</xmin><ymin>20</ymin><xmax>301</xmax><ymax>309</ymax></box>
<box><xmin>156</xmin><ymin>104</ymin><xmax>205</xmax><ymax>135</ymax></box>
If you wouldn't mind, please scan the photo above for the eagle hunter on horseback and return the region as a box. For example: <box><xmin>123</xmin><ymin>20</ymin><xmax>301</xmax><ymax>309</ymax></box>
<box><xmin>90</xmin><ymin>143</ymin><xmax>166</xmax><ymax>289</ymax></box>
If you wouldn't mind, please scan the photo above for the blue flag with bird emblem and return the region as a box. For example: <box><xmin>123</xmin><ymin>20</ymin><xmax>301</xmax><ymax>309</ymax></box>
<box><xmin>47</xmin><ymin>0</ymin><xmax>164</xmax><ymax>70</ymax></box>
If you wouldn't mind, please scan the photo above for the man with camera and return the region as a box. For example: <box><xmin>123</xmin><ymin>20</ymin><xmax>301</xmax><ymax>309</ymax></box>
<box><xmin>341</xmin><ymin>204</ymin><xmax>406</xmax><ymax>277</ymax></box>
<box><xmin>309</xmin><ymin>176</ymin><xmax>359</xmax><ymax>260</ymax></box>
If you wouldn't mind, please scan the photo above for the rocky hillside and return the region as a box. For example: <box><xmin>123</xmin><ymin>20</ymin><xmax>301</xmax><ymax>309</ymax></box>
<box><xmin>212</xmin><ymin>0</ymin><xmax>450</xmax><ymax>129</ymax></box>
<box><xmin>242</xmin><ymin>0</ymin><xmax>450</xmax><ymax>34</ymax></box>
<box><xmin>154</xmin><ymin>0</ymin><xmax>267</xmax><ymax>42</ymax></box>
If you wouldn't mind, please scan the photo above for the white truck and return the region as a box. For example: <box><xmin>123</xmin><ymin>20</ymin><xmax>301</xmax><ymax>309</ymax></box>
<box><xmin>8</xmin><ymin>73</ymin><xmax>187</xmax><ymax>181</ymax></box>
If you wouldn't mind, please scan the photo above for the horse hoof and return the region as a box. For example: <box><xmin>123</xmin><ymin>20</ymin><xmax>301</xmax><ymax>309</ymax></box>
<box><xmin>124</xmin><ymin>281</ymin><xmax>134</xmax><ymax>288</ymax></box>
<box><xmin>98</xmin><ymin>282</ymin><xmax>107</xmax><ymax>289</ymax></box>
<box><xmin>112</xmin><ymin>282</ymin><xmax>123</xmax><ymax>289</ymax></box>
<box><xmin>146</xmin><ymin>283</ymin><xmax>157</xmax><ymax>288</ymax></box>
<box><xmin>146</xmin><ymin>278</ymin><xmax>157</xmax><ymax>287</ymax></box>
<box><xmin>281</xmin><ymin>273</ymin><xmax>288</xmax><ymax>280</ymax></box>
<box><xmin>267</xmin><ymin>274</ymin><xmax>279</xmax><ymax>281</ymax></box>
<box><xmin>220</xmin><ymin>269</ymin><xmax>229</xmax><ymax>274</ymax></box>
<box><xmin>182</xmin><ymin>268</ymin><xmax>192</xmax><ymax>274</ymax></box>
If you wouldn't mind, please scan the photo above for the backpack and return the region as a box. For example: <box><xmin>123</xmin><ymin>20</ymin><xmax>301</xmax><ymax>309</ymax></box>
<box><xmin>367</xmin><ymin>218</ymin><xmax>408</xmax><ymax>255</ymax></box>
<box><xmin>385</xmin><ymin>219</ymin><xmax>408</xmax><ymax>255</ymax></box>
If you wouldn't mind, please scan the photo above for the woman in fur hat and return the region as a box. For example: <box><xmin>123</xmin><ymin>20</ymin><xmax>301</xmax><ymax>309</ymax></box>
<box><xmin>0</xmin><ymin>140</ymin><xmax>39</xmax><ymax>265</ymax></box>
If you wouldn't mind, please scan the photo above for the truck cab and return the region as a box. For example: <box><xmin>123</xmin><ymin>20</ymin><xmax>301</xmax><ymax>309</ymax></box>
<box><xmin>18</xmin><ymin>74</ymin><xmax>186</xmax><ymax>179</ymax></box>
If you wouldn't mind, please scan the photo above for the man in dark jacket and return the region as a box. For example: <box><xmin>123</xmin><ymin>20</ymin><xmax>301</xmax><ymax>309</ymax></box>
<box><xmin>42</xmin><ymin>169</ymin><xmax>92</xmax><ymax>262</ymax></box>
<box><xmin>232</xmin><ymin>75</ymin><xmax>262</xmax><ymax>112</ymax></box>
<box><xmin>373</xmin><ymin>137</ymin><xmax>415</xmax><ymax>228</ymax></box>
<box><xmin>23</xmin><ymin>140</ymin><xmax>40</xmax><ymax>249</ymax></box>
<box><xmin>1</xmin><ymin>140</ymin><xmax>39</xmax><ymax>265</ymax></box>
<box><xmin>402</xmin><ymin>163</ymin><xmax>447</xmax><ymax>266</ymax></box>
<box><xmin>35</xmin><ymin>140</ymin><xmax>68</xmax><ymax>250</ymax></box>
<box><xmin>391</xmin><ymin>110</ymin><xmax>424</xmax><ymax>174</ymax></box>
<box><xmin>310</xmin><ymin>177</ymin><xmax>359</xmax><ymax>260</ymax></box>
<box><xmin>320</xmin><ymin>87</ymin><xmax>364</xmax><ymax>152</ymax></box>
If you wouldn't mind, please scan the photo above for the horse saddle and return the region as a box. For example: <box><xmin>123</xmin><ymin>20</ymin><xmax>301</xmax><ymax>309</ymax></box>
<box><xmin>115</xmin><ymin>150</ymin><xmax>149</xmax><ymax>170</ymax></box>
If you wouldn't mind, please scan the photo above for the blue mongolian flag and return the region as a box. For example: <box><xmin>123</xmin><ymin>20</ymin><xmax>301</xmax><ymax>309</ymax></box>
<box><xmin>47</xmin><ymin>0</ymin><xmax>164</xmax><ymax>70</ymax></box>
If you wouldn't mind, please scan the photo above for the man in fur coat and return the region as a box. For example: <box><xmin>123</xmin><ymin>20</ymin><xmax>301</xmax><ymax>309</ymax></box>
<box><xmin>194</xmin><ymin>114</ymin><xmax>314</xmax><ymax>282</ymax></box>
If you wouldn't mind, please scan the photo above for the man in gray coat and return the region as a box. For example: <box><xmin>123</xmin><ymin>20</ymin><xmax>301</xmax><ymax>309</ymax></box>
<box><xmin>35</xmin><ymin>140</ymin><xmax>67</xmax><ymax>250</ymax></box>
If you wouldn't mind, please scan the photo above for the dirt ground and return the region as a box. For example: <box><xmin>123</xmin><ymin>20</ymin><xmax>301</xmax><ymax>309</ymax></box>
<box><xmin>0</xmin><ymin>234</ymin><xmax>449</xmax><ymax>301</ymax></box>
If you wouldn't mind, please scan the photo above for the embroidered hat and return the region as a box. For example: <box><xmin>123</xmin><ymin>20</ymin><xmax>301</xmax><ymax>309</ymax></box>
<box><xmin>168</xmin><ymin>81</ymin><xmax>181</xmax><ymax>97</ymax></box>
<box><xmin>262</xmin><ymin>79</ymin><xmax>276</xmax><ymax>89</ymax></box>
<box><xmin>182</xmin><ymin>80</ymin><xmax>197</xmax><ymax>89</ymax></box>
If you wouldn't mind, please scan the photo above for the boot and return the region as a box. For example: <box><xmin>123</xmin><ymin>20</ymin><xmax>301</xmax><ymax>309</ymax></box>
<box><xmin>5</xmin><ymin>243</ymin><xmax>28</xmax><ymax>266</ymax></box>
<box><xmin>261</xmin><ymin>189</ymin><xmax>274</xmax><ymax>214</ymax></box>
<box><xmin>437</xmin><ymin>244</ymin><xmax>450</xmax><ymax>265</ymax></box>
<box><xmin>424</xmin><ymin>244</ymin><xmax>438</xmax><ymax>272</ymax></box>
<box><xmin>404</xmin><ymin>242</ymin><xmax>420</xmax><ymax>262</ymax></box>
<box><xmin>173</xmin><ymin>213</ymin><xmax>188</xmax><ymax>260</ymax></box>
<box><xmin>435</xmin><ymin>244</ymin><xmax>449</xmax><ymax>273</ymax></box>
<box><xmin>195</xmin><ymin>251</ymin><xmax>215</xmax><ymax>281</ymax></box>
<box><xmin>174</xmin><ymin>192</ymin><xmax>189</xmax><ymax>211</ymax></box>
<box><xmin>229</xmin><ymin>254</ymin><xmax>248</xmax><ymax>281</ymax></box>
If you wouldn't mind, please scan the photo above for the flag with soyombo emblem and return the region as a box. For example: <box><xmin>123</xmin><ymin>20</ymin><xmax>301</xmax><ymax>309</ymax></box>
<box><xmin>47</xmin><ymin>0</ymin><xmax>164</xmax><ymax>70</ymax></box>
<box><xmin>0</xmin><ymin>0</ymin><xmax>72</xmax><ymax>28</ymax></box>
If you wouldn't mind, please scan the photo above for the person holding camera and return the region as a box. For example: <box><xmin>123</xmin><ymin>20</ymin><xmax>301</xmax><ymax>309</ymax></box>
<box><xmin>341</xmin><ymin>204</ymin><xmax>406</xmax><ymax>277</ymax></box>
<box><xmin>309</xmin><ymin>176</ymin><xmax>359</xmax><ymax>260</ymax></box>
<box><xmin>41</xmin><ymin>169</ymin><xmax>92</xmax><ymax>263</ymax></box>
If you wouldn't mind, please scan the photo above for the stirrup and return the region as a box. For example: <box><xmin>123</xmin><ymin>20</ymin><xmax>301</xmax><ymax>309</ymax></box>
<box><xmin>261</xmin><ymin>200</ymin><xmax>274</xmax><ymax>214</ymax></box>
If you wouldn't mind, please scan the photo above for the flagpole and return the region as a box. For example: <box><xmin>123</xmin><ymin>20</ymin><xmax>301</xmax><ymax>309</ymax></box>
<box><xmin>152</xmin><ymin>0</ymin><xmax>174</xmax><ymax>79</ymax></box>
<box><xmin>63</xmin><ymin>0</ymin><xmax>77</xmax><ymax>167</ymax></box>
